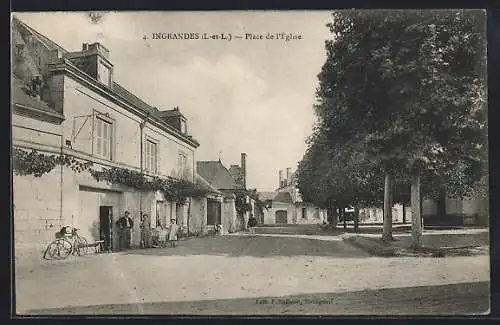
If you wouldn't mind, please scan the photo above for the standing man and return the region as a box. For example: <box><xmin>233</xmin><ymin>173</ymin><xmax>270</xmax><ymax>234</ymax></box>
<box><xmin>116</xmin><ymin>211</ymin><xmax>134</xmax><ymax>250</ymax></box>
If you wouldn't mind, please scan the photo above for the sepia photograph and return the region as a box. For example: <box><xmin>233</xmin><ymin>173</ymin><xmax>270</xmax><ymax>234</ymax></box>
<box><xmin>11</xmin><ymin>10</ymin><xmax>489</xmax><ymax>316</ymax></box>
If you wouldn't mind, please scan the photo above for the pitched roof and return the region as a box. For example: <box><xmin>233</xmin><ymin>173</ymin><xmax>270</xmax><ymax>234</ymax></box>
<box><xmin>11</xmin><ymin>75</ymin><xmax>60</xmax><ymax>114</ymax></box>
<box><xmin>13</xmin><ymin>16</ymin><xmax>68</xmax><ymax>55</ymax></box>
<box><xmin>12</xmin><ymin>16</ymin><xmax>199</xmax><ymax>146</ymax></box>
<box><xmin>195</xmin><ymin>173</ymin><xmax>223</xmax><ymax>196</ymax></box>
<box><xmin>196</xmin><ymin>161</ymin><xmax>241</xmax><ymax>190</ymax></box>
<box><xmin>258</xmin><ymin>191</ymin><xmax>293</xmax><ymax>204</ymax></box>
<box><xmin>155</xmin><ymin>109</ymin><xmax>185</xmax><ymax>119</ymax></box>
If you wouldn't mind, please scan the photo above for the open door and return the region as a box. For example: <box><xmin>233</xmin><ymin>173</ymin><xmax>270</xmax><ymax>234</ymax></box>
<box><xmin>99</xmin><ymin>206</ymin><xmax>113</xmax><ymax>252</ymax></box>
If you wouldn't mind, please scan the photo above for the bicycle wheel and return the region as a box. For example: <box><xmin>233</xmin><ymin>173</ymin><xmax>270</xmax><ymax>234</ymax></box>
<box><xmin>43</xmin><ymin>239</ymin><xmax>72</xmax><ymax>260</ymax></box>
<box><xmin>75</xmin><ymin>236</ymin><xmax>89</xmax><ymax>255</ymax></box>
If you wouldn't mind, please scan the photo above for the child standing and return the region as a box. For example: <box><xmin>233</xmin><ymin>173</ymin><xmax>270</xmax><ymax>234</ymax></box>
<box><xmin>247</xmin><ymin>214</ymin><xmax>257</xmax><ymax>236</ymax></box>
<box><xmin>168</xmin><ymin>219</ymin><xmax>179</xmax><ymax>248</ymax></box>
<box><xmin>158</xmin><ymin>223</ymin><xmax>168</xmax><ymax>248</ymax></box>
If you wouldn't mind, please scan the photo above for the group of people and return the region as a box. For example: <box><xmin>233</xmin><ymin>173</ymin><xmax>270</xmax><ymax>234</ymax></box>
<box><xmin>116</xmin><ymin>211</ymin><xmax>179</xmax><ymax>251</ymax></box>
<box><xmin>115</xmin><ymin>211</ymin><xmax>259</xmax><ymax>250</ymax></box>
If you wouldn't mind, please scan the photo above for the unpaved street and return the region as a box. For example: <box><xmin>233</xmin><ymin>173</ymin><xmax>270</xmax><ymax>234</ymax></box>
<box><xmin>15</xmin><ymin>234</ymin><xmax>490</xmax><ymax>315</ymax></box>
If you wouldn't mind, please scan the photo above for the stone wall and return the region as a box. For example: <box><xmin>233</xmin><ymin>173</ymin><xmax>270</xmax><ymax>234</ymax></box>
<box><xmin>189</xmin><ymin>197</ymin><xmax>207</xmax><ymax>235</ymax></box>
<box><xmin>13</xmin><ymin>170</ymin><xmax>63</xmax><ymax>261</ymax></box>
<box><xmin>222</xmin><ymin>198</ymin><xmax>236</xmax><ymax>233</ymax></box>
<box><xmin>295</xmin><ymin>205</ymin><xmax>327</xmax><ymax>225</ymax></box>
<box><xmin>262</xmin><ymin>203</ymin><xmax>296</xmax><ymax>225</ymax></box>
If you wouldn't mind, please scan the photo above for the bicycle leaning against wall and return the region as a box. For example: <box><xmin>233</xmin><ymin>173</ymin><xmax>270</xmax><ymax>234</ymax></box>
<box><xmin>43</xmin><ymin>225</ymin><xmax>89</xmax><ymax>260</ymax></box>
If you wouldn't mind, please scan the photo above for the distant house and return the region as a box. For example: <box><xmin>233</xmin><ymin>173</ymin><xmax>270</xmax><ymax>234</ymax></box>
<box><xmin>197</xmin><ymin>153</ymin><xmax>253</xmax><ymax>232</ymax></box>
<box><xmin>256</xmin><ymin>168</ymin><xmax>327</xmax><ymax>225</ymax></box>
<box><xmin>188</xmin><ymin>173</ymin><xmax>225</xmax><ymax>235</ymax></box>
<box><xmin>420</xmin><ymin>178</ymin><xmax>489</xmax><ymax>227</ymax></box>
<box><xmin>257</xmin><ymin>191</ymin><xmax>295</xmax><ymax>224</ymax></box>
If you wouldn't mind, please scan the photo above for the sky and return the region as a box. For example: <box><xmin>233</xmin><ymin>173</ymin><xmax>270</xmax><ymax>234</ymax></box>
<box><xmin>14</xmin><ymin>11</ymin><xmax>333</xmax><ymax>191</ymax></box>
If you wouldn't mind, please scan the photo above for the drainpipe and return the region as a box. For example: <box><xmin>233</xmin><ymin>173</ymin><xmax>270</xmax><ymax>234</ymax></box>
<box><xmin>139</xmin><ymin>113</ymin><xmax>150</xmax><ymax>220</ymax></box>
<box><xmin>59</xmin><ymin>129</ymin><xmax>64</xmax><ymax>229</ymax></box>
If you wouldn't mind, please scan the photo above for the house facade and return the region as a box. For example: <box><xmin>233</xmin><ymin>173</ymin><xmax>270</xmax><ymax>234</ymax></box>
<box><xmin>11</xmin><ymin>17</ymin><xmax>213</xmax><ymax>259</ymax></box>
<box><xmin>420</xmin><ymin>193</ymin><xmax>489</xmax><ymax>227</ymax></box>
<box><xmin>197</xmin><ymin>153</ymin><xmax>253</xmax><ymax>233</ymax></box>
<box><xmin>257</xmin><ymin>168</ymin><xmax>327</xmax><ymax>225</ymax></box>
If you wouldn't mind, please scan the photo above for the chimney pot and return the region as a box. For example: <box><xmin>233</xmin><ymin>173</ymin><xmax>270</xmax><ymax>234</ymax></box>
<box><xmin>240</xmin><ymin>153</ymin><xmax>247</xmax><ymax>188</ymax></box>
<box><xmin>286</xmin><ymin>168</ymin><xmax>292</xmax><ymax>186</ymax></box>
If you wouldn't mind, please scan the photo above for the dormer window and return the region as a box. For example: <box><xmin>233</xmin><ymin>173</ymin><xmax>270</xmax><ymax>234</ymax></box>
<box><xmin>97</xmin><ymin>61</ymin><xmax>111</xmax><ymax>87</ymax></box>
<box><xmin>180</xmin><ymin>119</ymin><xmax>187</xmax><ymax>134</ymax></box>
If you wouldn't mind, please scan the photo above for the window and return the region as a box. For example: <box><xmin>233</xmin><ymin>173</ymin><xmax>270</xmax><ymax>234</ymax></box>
<box><xmin>97</xmin><ymin>62</ymin><xmax>111</xmax><ymax>86</ymax></box>
<box><xmin>302</xmin><ymin>208</ymin><xmax>307</xmax><ymax>219</ymax></box>
<box><xmin>265</xmin><ymin>199</ymin><xmax>273</xmax><ymax>208</ymax></box>
<box><xmin>145</xmin><ymin>139</ymin><xmax>157</xmax><ymax>172</ymax></box>
<box><xmin>177</xmin><ymin>153</ymin><xmax>187</xmax><ymax>179</ymax></box>
<box><xmin>95</xmin><ymin>117</ymin><xmax>112</xmax><ymax>159</ymax></box>
<box><xmin>156</xmin><ymin>201</ymin><xmax>167</xmax><ymax>228</ymax></box>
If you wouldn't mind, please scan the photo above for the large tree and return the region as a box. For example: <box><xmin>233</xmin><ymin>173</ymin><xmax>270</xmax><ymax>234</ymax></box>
<box><xmin>298</xmin><ymin>9</ymin><xmax>487</xmax><ymax>244</ymax></box>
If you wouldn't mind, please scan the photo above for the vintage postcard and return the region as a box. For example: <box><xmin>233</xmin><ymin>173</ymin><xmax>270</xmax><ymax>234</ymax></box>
<box><xmin>11</xmin><ymin>10</ymin><xmax>489</xmax><ymax>316</ymax></box>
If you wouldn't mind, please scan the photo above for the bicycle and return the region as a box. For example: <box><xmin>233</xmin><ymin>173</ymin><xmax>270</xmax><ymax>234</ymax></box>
<box><xmin>43</xmin><ymin>227</ymin><xmax>89</xmax><ymax>260</ymax></box>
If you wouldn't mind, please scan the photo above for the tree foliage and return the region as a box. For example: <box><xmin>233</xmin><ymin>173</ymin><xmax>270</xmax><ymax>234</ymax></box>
<box><xmin>297</xmin><ymin>9</ymin><xmax>487</xmax><ymax>214</ymax></box>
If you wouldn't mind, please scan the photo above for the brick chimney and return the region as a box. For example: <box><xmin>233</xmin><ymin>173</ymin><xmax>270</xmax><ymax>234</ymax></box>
<box><xmin>65</xmin><ymin>42</ymin><xmax>113</xmax><ymax>86</ymax></box>
<box><xmin>240</xmin><ymin>153</ymin><xmax>247</xmax><ymax>188</ymax></box>
<box><xmin>286</xmin><ymin>168</ymin><xmax>291</xmax><ymax>186</ymax></box>
<box><xmin>279</xmin><ymin>170</ymin><xmax>284</xmax><ymax>188</ymax></box>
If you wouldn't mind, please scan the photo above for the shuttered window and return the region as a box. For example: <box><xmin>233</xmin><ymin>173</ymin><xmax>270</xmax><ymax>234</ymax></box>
<box><xmin>95</xmin><ymin>117</ymin><xmax>112</xmax><ymax>159</ymax></box>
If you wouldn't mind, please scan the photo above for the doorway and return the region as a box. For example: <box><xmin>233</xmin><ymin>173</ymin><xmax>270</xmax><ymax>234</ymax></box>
<box><xmin>99</xmin><ymin>206</ymin><xmax>113</xmax><ymax>251</ymax></box>
<box><xmin>207</xmin><ymin>200</ymin><xmax>221</xmax><ymax>226</ymax></box>
<box><xmin>275</xmin><ymin>210</ymin><xmax>288</xmax><ymax>224</ymax></box>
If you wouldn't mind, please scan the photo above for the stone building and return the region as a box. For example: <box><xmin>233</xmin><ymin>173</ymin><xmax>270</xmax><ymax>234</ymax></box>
<box><xmin>256</xmin><ymin>168</ymin><xmax>327</xmax><ymax>225</ymax></box>
<box><xmin>11</xmin><ymin>16</ymin><xmax>217</xmax><ymax>259</ymax></box>
<box><xmin>197</xmin><ymin>153</ymin><xmax>253</xmax><ymax>233</ymax></box>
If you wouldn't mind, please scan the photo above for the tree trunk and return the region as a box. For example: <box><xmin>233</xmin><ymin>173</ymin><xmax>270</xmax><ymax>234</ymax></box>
<box><xmin>342</xmin><ymin>206</ymin><xmax>347</xmax><ymax>229</ymax></box>
<box><xmin>330</xmin><ymin>204</ymin><xmax>338</xmax><ymax>226</ymax></box>
<box><xmin>187</xmin><ymin>198</ymin><xmax>192</xmax><ymax>236</ymax></box>
<box><xmin>402</xmin><ymin>202</ymin><xmax>406</xmax><ymax>224</ymax></box>
<box><xmin>354</xmin><ymin>206</ymin><xmax>360</xmax><ymax>232</ymax></box>
<box><xmin>382</xmin><ymin>173</ymin><xmax>393</xmax><ymax>241</ymax></box>
<box><xmin>436</xmin><ymin>187</ymin><xmax>446</xmax><ymax>223</ymax></box>
<box><xmin>420</xmin><ymin>190</ymin><xmax>425</xmax><ymax>231</ymax></box>
<box><xmin>411</xmin><ymin>174</ymin><xmax>422</xmax><ymax>248</ymax></box>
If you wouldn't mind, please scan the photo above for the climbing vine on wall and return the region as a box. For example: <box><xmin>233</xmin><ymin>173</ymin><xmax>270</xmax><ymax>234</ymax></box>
<box><xmin>12</xmin><ymin>148</ymin><xmax>93</xmax><ymax>177</ymax></box>
<box><xmin>12</xmin><ymin>147</ymin><xmax>209</xmax><ymax>203</ymax></box>
<box><xmin>234</xmin><ymin>188</ymin><xmax>254</xmax><ymax>216</ymax></box>
<box><xmin>90</xmin><ymin>167</ymin><xmax>209</xmax><ymax>203</ymax></box>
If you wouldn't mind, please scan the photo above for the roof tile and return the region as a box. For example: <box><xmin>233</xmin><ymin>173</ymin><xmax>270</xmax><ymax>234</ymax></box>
<box><xmin>197</xmin><ymin>161</ymin><xmax>242</xmax><ymax>190</ymax></box>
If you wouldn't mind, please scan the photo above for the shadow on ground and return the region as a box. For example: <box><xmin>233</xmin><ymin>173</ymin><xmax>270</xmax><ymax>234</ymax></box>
<box><xmin>346</xmin><ymin>232</ymin><xmax>489</xmax><ymax>257</ymax></box>
<box><xmin>255</xmin><ymin>224</ymin><xmax>412</xmax><ymax>236</ymax></box>
<box><xmin>21</xmin><ymin>281</ymin><xmax>490</xmax><ymax>316</ymax></box>
<box><xmin>121</xmin><ymin>236</ymin><xmax>370</xmax><ymax>258</ymax></box>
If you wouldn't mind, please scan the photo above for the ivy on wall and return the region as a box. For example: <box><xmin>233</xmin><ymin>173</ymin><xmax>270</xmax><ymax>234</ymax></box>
<box><xmin>12</xmin><ymin>148</ymin><xmax>93</xmax><ymax>177</ymax></box>
<box><xmin>233</xmin><ymin>188</ymin><xmax>255</xmax><ymax>216</ymax></box>
<box><xmin>12</xmin><ymin>147</ymin><xmax>209</xmax><ymax>203</ymax></box>
<box><xmin>90</xmin><ymin>167</ymin><xmax>209</xmax><ymax>204</ymax></box>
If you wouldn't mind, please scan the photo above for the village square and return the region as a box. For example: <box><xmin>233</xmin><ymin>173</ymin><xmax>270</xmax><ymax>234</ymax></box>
<box><xmin>11</xmin><ymin>11</ymin><xmax>489</xmax><ymax>315</ymax></box>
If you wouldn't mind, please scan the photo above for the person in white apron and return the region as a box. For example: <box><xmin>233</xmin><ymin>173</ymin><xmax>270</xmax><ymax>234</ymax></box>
<box><xmin>168</xmin><ymin>219</ymin><xmax>179</xmax><ymax>248</ymax></box>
